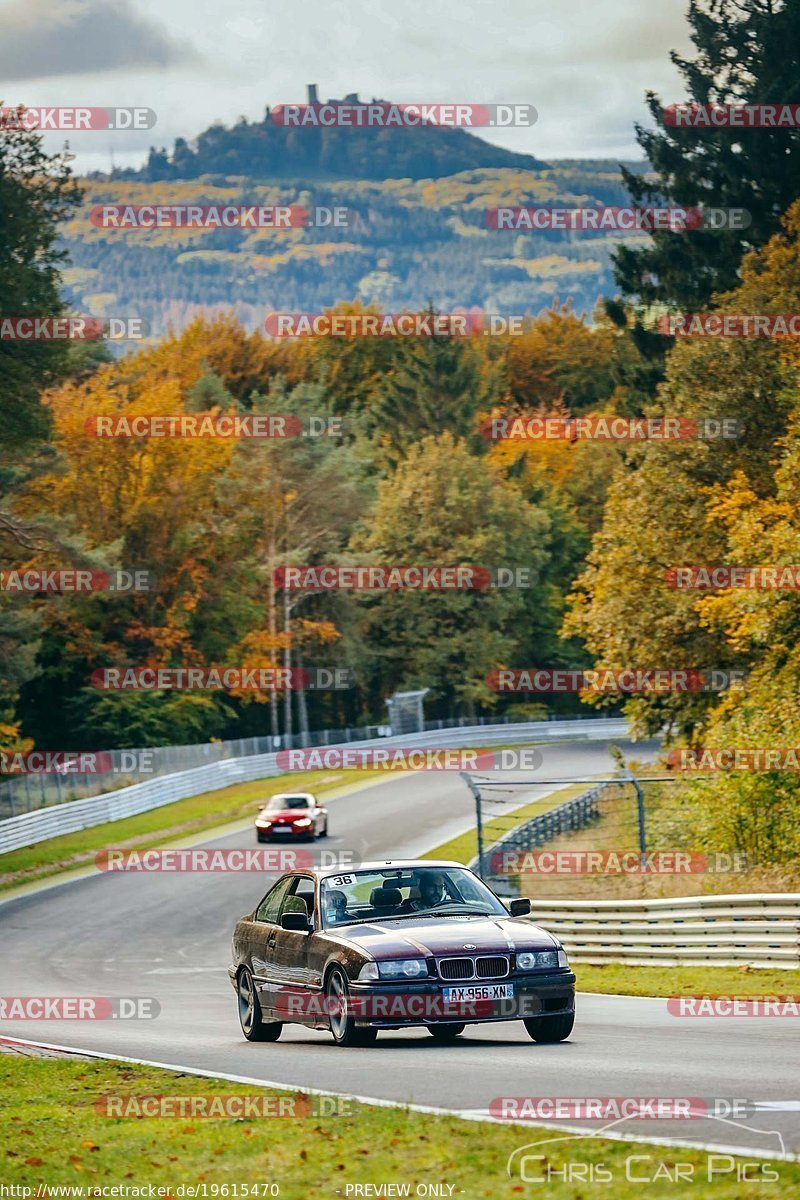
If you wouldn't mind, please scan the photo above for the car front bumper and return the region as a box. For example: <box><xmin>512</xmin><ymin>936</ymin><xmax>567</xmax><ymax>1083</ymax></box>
<box><xmin>255</xmin><ymin>826</ymin><xmax>313</xmax><ymax>839</ymax></box>
<box><xmin>348</xmin><ymin>970</ymin><xmax>576</xmax><ymax>1028</ymax></box>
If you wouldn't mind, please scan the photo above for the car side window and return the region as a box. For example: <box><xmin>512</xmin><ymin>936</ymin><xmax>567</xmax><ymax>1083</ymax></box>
<box><xmin>255</xmin><ymin>877</ymin><xmax>293</xmax><ymax>924</ymax></box>
<box><xmin>283</xmin><ymin>875</ymin><xmax>316</xmax><ymax>923</ymax></box>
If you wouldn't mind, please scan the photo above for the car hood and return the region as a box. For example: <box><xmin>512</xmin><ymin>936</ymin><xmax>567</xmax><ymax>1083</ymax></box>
<box><xmin>258</xmin><ymin>809</ymin><xmax>310</xmax><ymax>820</ymax></box>
<box><xmin>331</xmin><ymin>915</ymin><xmax>558</xmax><ymax>958</ymax></box>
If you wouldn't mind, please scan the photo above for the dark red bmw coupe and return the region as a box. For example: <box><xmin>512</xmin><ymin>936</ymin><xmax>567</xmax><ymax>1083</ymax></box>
<box><xmin>229</xmin><ymin>860</ymin><xmax>575</xmax><ymax>1046</ymax></box>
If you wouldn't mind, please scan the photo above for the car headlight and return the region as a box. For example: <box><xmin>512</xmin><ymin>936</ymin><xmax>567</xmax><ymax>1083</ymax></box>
<box><xmin>517</xmin><ymin>950</ymin><xmax>560</xmax><ymax>971</ymax></box>
<box><xmin>558</xmin><ymin>949</ymin><xmax>569</xmax><ymax>968</ymax></box>
<box><xmin>357</xmin><ymin>962</ymin><xmax>380</xmax><ymax>982</ymax></box>
<box><xmin>378</xmin><ymin>959</ymin><xmax>428</xmax><ymax>979</ymax></box>
<box><xmin>255</xmin><ymin>819</ymin><xmax>272</xmax><ymax>827</ymax></box>
<box><xmin>293</xmin><ymin>817</ymin><xmax>312</xmax><ymax>827</ymax></box>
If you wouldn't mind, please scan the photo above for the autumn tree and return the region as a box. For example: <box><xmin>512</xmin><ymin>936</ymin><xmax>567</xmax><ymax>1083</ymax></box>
<box><xmin>363</xmin><ymin>330</ymin><xmax>494</xmax><ymax>469</ymax></box>
<box><xmin>566</xmin><ymin>200</ymin><xmax>800</xmax><ymax>742</ymax></box>
<box><xmin>218</xmin><ymin>377</ymin><xmax>367</xmax><ymax>739</ymax></box>
<box><xmin>615</xmin><ymin>0</ymin><xmax>800</xmax><ymax>309</ymax></box>
<box><xmin>0</xmin><ymin>112</ymin><xmax>80</xmax><ymax>753</ymax></box>
<box><xmin>350</xmin><ymin>433</ymin><xmax>554</xmax><ymax>714</ymax></box>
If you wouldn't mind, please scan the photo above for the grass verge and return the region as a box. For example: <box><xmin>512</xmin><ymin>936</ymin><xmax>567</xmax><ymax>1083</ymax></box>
<box><xmin>0</xmin><ymin>1054</ymin><xmax>795</xmax><ymax>1198</ymax></box>
<box><xmin>0</xmin><ymin>769</ymin><xmax>365</xmax><ymax>894</ymax></box>
<box><xmin>574</xmin><ymin>962</ymin><xmax>800</xmax><ymax>997</ymax></box>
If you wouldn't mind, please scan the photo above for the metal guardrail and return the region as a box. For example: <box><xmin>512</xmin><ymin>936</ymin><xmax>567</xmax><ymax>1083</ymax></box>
<box><xmin>491</xmin><ymin>788</ymin><xmax>603</xmax><ymax>863</ymax></box>
<box><xmin>467</xmin><ymin>784</ymin><xmax>800</xmax><ymax>969</ymax></box>
<box><xmin>528</xmin><ymin>893</ymin><xmax>800</xmax><ymax>970</ymax></box>
<box><xmin>469</xmin><ymin>784</ymin><xmax>609</xmax><ymax>893</ymax></box>
<box><xmin>0</xmin><ymin>710</ymin><xmax>619</xmax><ymax>818</ymax></box>
<box><xmin>0</xmin><ymin>717</ymin><xmax>628</xmax><ymax>855</ymax></box>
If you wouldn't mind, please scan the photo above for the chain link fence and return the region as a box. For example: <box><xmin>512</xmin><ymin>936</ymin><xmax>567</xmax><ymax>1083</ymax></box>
<box><xmin>0</xmin><ymin>711</ymin><xmax>611</xmax><ymax>820</ymax></box>
<box><xmin>472</xmin><ymin>783</ymin><xmax>610</xmax><ymax>894</ymax></box>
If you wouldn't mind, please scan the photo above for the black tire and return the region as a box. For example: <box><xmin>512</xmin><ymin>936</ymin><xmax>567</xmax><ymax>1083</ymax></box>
<box><xmin>320</xmin><ymin>819</ymin><xmax>329</xmax><ymax>838</ymax></box>
<box><xmin>427</xmin><ymin>1023</ymin><xmax>465</xmax><ymax>1041</ymax></box>
<box><xmin>523</xmin><ymin>1012</ymin><xmax>574</xmax><ymax>1043</ymax></box>
<box><xmin>257</xmin><ymin>834</ymin><xmax>269</xmax><ymax>843</ymax></box>
<box><xmin>237</xmin><ymin>967</ymin><xmax>282</xmax><ymax>1042</ymax></box>
<box><xmin>326</xmin><ymin>966</ymin><xmax>376</xmax><ymax>1046</ymax></box>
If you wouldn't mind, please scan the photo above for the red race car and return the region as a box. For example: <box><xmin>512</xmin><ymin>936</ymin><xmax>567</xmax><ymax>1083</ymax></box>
<box><xmin>255</xmin><ymin>792</ymin><xmax>328</xmax><ymax>842</ymax></box>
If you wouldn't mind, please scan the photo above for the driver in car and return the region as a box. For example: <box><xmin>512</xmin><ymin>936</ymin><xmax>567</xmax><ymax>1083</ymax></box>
<box><xmin>323</xmin><ymin>888</ymin><xmax>348</xmax><ymax>925</ymax></box>
<box><xmin>408</xmin><ymin>871</ymin><xmax>447</xmax><ymax>910</ymax></box>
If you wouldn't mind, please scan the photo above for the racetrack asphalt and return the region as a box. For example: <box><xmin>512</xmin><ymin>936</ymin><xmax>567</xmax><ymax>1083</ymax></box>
<box><xmin>1</xmin><ymin>738</ymin><xmax>798</xmax><ymax>1157</ymax></box>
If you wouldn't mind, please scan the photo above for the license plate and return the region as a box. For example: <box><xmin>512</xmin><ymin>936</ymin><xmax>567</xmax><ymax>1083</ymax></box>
<box><xmin>271</xmin><ymin>826</ymin><xmax>292</xmax><ymax>834</ymax></box>
<box><xmin>442</xmin><ymin>984</ymin><xmax>514</xmax><ymax>1003</ymax></box>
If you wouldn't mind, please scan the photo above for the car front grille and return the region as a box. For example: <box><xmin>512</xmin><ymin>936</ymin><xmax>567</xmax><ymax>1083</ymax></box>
<box><xmin>437</xmin><ymin>955</ymin><xmax>509</xmax><ymax>981</ymax></box>
<box><xmin>476</xmin><ymin>956</ymin><xmax>509</xmax><ymax>979</ymax></box>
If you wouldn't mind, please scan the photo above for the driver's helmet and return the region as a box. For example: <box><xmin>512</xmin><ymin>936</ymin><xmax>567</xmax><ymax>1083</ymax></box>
<box><xmin>324</xmin><ymin>888</ymin><xmax>348</xmax><ymax>923</ymax></box>
<box><xmin>418</xmin><ymin>872</ymin><xmax>446</xmax><ymax>906</ymax></box>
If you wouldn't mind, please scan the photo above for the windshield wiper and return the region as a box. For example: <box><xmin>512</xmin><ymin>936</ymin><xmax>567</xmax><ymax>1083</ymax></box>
<box><xmin>325</xmin><ymin>909</ymin><xmax>497</xmax><ymax>927</ymax></box>
<box><xmin>379</xmin><ymin>909</ymin><xmax>496</xmax><ymax>920</ymax></box>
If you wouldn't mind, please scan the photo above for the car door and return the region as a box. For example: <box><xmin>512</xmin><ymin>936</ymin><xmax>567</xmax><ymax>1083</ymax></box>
<box><xmin>248</xmin><ymin>875</ymin><xmax>294</xmax><ymax>1016</ymax></box>
<box><xmin>266</xmin><ymin>875</ymin><xmax>321</xmax><ymax>1024</ymax></box>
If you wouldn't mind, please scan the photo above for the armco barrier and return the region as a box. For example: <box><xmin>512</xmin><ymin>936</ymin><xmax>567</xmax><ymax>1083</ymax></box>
<box><xmin>0</xmin><ymin>717</ymin><xmax>627</xmax><ymax>854</ymax></box>
<box><xmin>472</xmin><ymin>785</ymin><xmax>607</xmax><ymax>896</ymax></box>
<box><xmin>0</xmin><ymin>711</ymin><xmax>622</xmax><ymax>817</ymax></box>
<box><xmin>527</xmin><ymin>893</ymin><xmax>800</xmax><ymax>969</ymax></box>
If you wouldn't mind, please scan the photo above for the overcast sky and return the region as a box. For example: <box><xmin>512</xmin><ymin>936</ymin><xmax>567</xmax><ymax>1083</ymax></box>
<box><xmin>0</xmin><ymin>0</ymin><xmax>695</xmax><ymax>174</ymax></box>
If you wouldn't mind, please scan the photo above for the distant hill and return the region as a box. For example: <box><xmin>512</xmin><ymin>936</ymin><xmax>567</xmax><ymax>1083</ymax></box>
<box><xmin>109</xmin><ymin>86</ymin><xmax>547</xmax><ymax>183</ymax></box>
<box><xmin>62</xmin><ymin>160</ymin><xmax>648</xmax><ymax>339</ymax></box>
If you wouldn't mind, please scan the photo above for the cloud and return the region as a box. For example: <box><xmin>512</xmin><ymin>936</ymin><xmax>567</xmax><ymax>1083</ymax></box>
<box><xmin>0</xmin><ymin>0</ymin><xmax>195</xmax><ymax>81</ymax></box>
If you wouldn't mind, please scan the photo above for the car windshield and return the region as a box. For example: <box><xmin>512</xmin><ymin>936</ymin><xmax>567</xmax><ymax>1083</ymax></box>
<box><xmin>320</xmin><ymin>867</ymin><xmax>507</xmax><ymax>927</ymax></box>
<box><xmin>265</xmin><ymin>796</ymin><xmax>310</xmax><ymax>811</ymax></box>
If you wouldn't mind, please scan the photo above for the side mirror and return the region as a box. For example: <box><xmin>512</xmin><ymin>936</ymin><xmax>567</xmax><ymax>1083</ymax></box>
<box><xmin>508</xmin><ymin>898</ymin><xmax>531</xmax><ymax>916</ymax></box>
<box><xmin>281</xmin><ymin>911</ymin><xmax>310</xmax><ymax>932</ymax></box>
